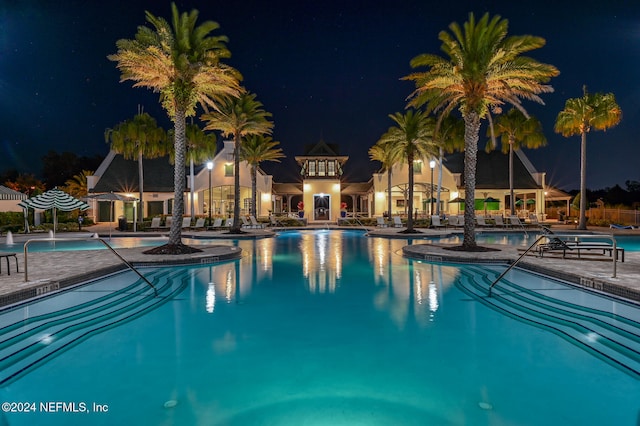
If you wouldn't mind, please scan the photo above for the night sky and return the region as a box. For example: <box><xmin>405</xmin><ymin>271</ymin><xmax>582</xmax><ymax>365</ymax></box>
<box><xmin>1</xmin><ymin>0</ymin><xmax>639</xmax><ymax>191</ymax></box>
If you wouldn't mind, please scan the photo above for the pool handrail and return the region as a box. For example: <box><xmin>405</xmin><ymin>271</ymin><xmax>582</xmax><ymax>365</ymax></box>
<box><xmin>488</xmin><ymin>233</ymin><xmax>618</xmax><ymax>296</ymax></box>
<box><xmin>23</xmin><ymin>237</ymin><xmax>158</xmax><ymax>297</ymax></box>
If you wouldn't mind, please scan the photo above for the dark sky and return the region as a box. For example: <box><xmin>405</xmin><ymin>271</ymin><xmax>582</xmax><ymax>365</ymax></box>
<box><xmin>1</xmin><ymin>1</ymin><xmax>639</xmax><ymax>191</ymax></box>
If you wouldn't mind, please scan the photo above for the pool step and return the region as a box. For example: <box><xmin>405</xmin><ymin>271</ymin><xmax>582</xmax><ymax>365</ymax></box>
<box><xmin>0</xmin><ymin>269</ymin><xmax>186</xmax><ymax>385</ymax></box>
<box><xmin>457</xmin><ymin>265</ymin><xmax>640</xmax><ymax>378</ymax></box>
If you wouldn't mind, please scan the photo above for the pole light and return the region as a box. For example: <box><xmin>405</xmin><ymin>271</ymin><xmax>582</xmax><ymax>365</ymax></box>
<box><xmin>207</xmin><ymin>161</ymin><xmax>213</xmax><ymax>227</ymax></box>
<box><xmin>429</xmin><ymin>159</ymin><xmax>436</xmax><ymax>215</ymax></box>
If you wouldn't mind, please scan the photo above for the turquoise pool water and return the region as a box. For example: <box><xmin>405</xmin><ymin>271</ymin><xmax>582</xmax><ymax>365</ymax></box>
<box><xmin>0</xmin><ymin>230</ymin><xmax>639</xmax><ymax>425</ymax></box>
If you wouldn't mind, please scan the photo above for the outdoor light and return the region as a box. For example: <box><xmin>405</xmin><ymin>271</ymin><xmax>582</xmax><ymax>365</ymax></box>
<box><xmin>207</xmin><ymin>161</ymin><xmax>213</xmax><ymax>227</ymax></box>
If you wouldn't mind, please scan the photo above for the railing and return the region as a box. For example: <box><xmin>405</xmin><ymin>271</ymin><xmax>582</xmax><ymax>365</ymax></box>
<box><xmin>488</xmin><ymin>233</ymin><xmax>619</xmax><ymax>296</ymax></box>
<box><xmin>23</xmin><ymin>237</ymin><xmax>158</xmax><ymax>297</ymax></box>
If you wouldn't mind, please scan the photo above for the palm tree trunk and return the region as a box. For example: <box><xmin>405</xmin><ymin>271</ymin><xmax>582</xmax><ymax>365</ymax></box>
<box><xmin>169</xmin><ymin>109</ymin><xmax>186</xmax><ymax>245</ymax></box>
<box><xmin>190</xmin><ymin>157</ymin><xmax>195</xmax><ymax>220</ymax></box>
<box><xmin>509</xmin><ymin>139</ymin><xmax>515</xmax><ymax>216</ymax></box>
<box><xmin>230</xmin><ymin>134</ymin><xmax>242</xmax><ymax>233</ymax></box>
<box><xmin>406</xmin><ymin>150</ymin><xmax>415</xmax><ymax>231</ymax></box>
<box><xmin>436</xmin><ymin>147</ymin><xmax>443</xmax><ymax>215</ymax></box>
<box><xmin>387</xmin><ymin>168</ymin><xmax>392</xmax><ymax>219</ymax></box>
<box><xmin>462</xmin><ymin>112</ymin><xmax>479</xmax><ymax>249</ymax></box>
<box><xmin>251</xmin><ymin>165</ymin><xmax>257</xmax><ymax>216</ymax></box>
<box><xmin>578</xmin><ymin>131</ymin><xmax>588</xmax><ymax>230</ymax></box>
<box><xmin>138</xmin><ymin>151</ymin><xmax>144</xmax><ymax>224</ymax></box>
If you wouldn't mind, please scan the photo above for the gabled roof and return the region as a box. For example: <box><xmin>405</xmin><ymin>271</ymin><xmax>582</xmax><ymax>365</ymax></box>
<box><xmin>304</xmin><ymin>139</ymin><xmax>340</xmax><ymax>156</ymax></box>
<box><xmin>444</xmin><ymin>151</ymin><xmax>541</xmax><ymax>190</ymax></box>
<box><xmin>92</xmin><ymin>154</ymin><xmax>184</xmax><ymax>193</ymax></box>
<box><xmin>341</xmin><ymin>182</ymin><xmax>372</xmax><ymax>194</ymax></box>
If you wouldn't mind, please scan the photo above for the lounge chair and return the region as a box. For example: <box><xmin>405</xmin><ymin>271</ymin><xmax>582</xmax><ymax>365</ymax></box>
<box><xmin>476</xmin><ymin>216</ymin><xmax>491</xmax><ymax>227</ymax></box>
<box><xmin>164</xmin><ymin>217</ymin><xmax>172</xmax><ymax>229</ymax></box>
<box><xmin>392</xmin><ymin>216</ymin><xmax>403</xmax><ymax>228</ymax></box>
<box><xmin>537</xmin><ymin>237</ymin><xmax>624</xmax><ymax>262</ymax></box>
<box><xmin>181</xmin><ymin>217</ymin><xmax>191</xmax><ymax>229</ymax></box>
<box><xmin>209</xmin><ymin>218</ymin><xmax>223</xmax><ymax>229</ymax></box>
<box><xmin>191</xmin><ymin>218</ymin><xmax>205</xmax><ymax>230</ymax></box>
<box><xmin>430</xmin><ymin>215</ymin><xmax>446</xmax><ymax>229</ymax></box>
<box><xmin>241</xmin><ymin>216</ymin><xmax>252</xmax><ymax>228</ymax></box>
<box><xmin>492</xmin><ymin>215</ymin><xmax>506</xmax><ymax>228</ymax></box>
<box><xmin>149</xmin><ymin>217</ymin><xmax>162</xmax><ymax>230</ymax></box>
<box><xmin>250</xmin><ymin>215</ymin><xmax>266</xmax><ymax>229</ymax></box>
<box><xmin>225</xmin><ymin>218</ymin><xmax>233</xmax><ymax>228</ymax></box>
<box><xmin>376</xmin><ymin>217</ymin><xmax>388</xmax><ymax>228</ymax></box>
<box><xmin>270</xmin><ymin>215</ymin><xmax>283</xmax><ymax>227</ymax></box>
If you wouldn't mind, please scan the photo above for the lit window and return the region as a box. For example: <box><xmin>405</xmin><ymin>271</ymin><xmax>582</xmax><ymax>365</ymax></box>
<box><xmin>328</xmin><ymin>161</ymin><xmax>335</xmax><ymax>176</ymax></box>
<box><xmin>224</xmin><ymin>164</ymin><xmax>234</xmax><ymax>176</ymax></box>
<box><xmin>318</xmin><ymin>161</ymin><xmax>326</xmax><ymax>176</ymax></box>
<box><xmin>413</xmin><ymin>162</ymin><xmax>422</xmax><ymax>174</ymax></box>
<box><xmin>308</xmin><ymin>161</ymin><xmax>316</xmax><ymax>176</ymax></box>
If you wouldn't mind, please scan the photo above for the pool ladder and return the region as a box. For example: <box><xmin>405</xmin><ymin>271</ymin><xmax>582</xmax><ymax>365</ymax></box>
<box><xmin>23</xmin><ymin>237</ymin><xmax>158</xmax><ymax>296</ymax></box>
<box><xmin>488</xmin><ymin>232</ymin><xmax>619</xmax><ymax>297</ymax></box>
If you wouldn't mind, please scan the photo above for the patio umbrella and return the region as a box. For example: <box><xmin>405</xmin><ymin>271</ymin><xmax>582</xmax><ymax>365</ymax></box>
<box><xmin>450</xmin><ymin>197</ymin><xmax>464</xmax><ymax>214</ymax></box>
<box><xmin>19</xmin><ymin>187</ymin><xmax>89</xmax><ymax>237</ymax></box>
<box><xmin>85</xmin><ymin>192</ymin><xmax>138</xmax><ymax>239</ymax></box>
<box><xmin>483</xmin><ymin>196</ymin><xmax>500</xmax><ymax>215</ymax></box>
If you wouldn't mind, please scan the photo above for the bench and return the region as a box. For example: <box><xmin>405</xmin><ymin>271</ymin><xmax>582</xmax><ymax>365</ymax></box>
<box><xmin>0</xmin><ymin>253</ymin><xmax>19</xmax><ymax>275</ymax></box>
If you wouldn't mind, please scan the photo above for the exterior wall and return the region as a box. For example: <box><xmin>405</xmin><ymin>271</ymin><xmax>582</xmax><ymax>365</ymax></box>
<box><xmin>0</xmin><ymin>200</ymin><xmax>24</xmax><ymax>212</ymax></box>
<box><xmin>194</xmin><ymin>140</ymin><xmax>275</xmax><ymax>217</ymax></box>
<box><xmin>372</xmin><ymin>160</ymin><xmax>459</xmax><ymax>216</ymax></box>
<box><xmin>302</xmin><ymin>179</ymin><xmax>341</xmax><ymax>222</ymax></box>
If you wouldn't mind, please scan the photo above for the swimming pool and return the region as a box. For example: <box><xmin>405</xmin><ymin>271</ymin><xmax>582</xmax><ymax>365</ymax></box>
<box><xmin>1</xmin><ymin>230</ymin><xmax>639</xmax><ymax>425</ymax></box>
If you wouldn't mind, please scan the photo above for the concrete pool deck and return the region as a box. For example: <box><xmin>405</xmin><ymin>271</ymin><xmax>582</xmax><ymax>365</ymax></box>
<box><xmin>1</xmin><ymin>223</ymin><xmax>639</xmax><ymax>308</ymax></box>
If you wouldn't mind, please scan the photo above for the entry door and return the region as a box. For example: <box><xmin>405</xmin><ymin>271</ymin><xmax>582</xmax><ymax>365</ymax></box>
<box><xmin>314</xmin><ymin>195</ymin><xmax>330</xmax><ymax>220</ymax></box>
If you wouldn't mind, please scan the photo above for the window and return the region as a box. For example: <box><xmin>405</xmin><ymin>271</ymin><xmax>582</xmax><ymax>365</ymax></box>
<box><xmin>328</xmin><ymin>161</ymin><xmax>335</xmax><ymax>176</ymax></box>
<box><xmin>413</xmin><ymin>162</ymin><xmax>422</xmax><ymax>174</ymax></box>
<box><xmin>224</xmin><ymin>164</ymin><xmax>234</xmax><ymax>176</ymax></box>
<box><xmin>318</xmin><ymin>160</ymin><xmax>325</xmax><ymax>176</ymax></box>
<box><xmin>308</xmin><ymin>161</ymin><xmax>316</xmax><ymax>176</ymax></box>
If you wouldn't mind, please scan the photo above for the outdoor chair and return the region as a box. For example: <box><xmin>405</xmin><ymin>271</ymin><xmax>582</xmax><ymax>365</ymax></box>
<box><xmin>191</xmin><ymin>218</ymin><xmax>205</xmax><ymax>230</ymax></box>
<box><xmin>392</xmin><ymin>216</ymin><xmax>403</xmax><ymax>228</ymax></box>
<box><xmin>492</xmin><ymin>215</ymin><xmax>506</xmax><ymax>228</ymax></box>
<box><xmin>475</xmin><ymin>216</ymin><xmax>491</xmax><ymax>227</ymax></box>
<box><xmin>430</xmin><ymin>215</ymin><xmax>446</xmax><ymax>229</ymax></box>
<box><xmin>376</xmin><ymin>217</ymin><xmax>388</xmax><ymax>228</ymax></box>
<box><xmin>250</xmin><ymin>215</ymin><xmax>266</xmax><ymax>229</ymax></box>
<box><xmin>225</xmin><ymin>218</ymin><xmax>233</xmax><ymax>228</ymax></box>
<box><xmin>209</xmin><ymin>218</ymin><xmax>223</xmax><ymax>229</ymax></box>
<box><xmin>149</xmin><ymin>217</ymin><xmax>162</xmax><ymax>230</ymax></box>
<box><xmin>181</xmin><ymin>217</ymin><xmax>191</xmax><ymax>229</ymax></box>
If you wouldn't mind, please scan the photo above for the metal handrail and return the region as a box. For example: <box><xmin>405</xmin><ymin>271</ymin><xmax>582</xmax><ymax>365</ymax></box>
<box><xmin>23</xmin><ymin>237</ymin><xmax>158</xmax><ymax>296</ymax></box>
<box><xmin>488</xmin><ymin>233</ymin><xmax>619</xmax><ymax>296</ymax></box>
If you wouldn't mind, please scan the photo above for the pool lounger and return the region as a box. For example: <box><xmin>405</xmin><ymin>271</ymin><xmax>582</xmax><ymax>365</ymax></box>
<box><xmin>537</xmin><ymin>240</ymin><xmax>624</xmax><ymax>262</ymax></box>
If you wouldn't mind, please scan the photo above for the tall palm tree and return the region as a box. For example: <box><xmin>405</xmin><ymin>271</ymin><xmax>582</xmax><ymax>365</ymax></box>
<box><xmin>378</xmin><ymin>109</ymin><xmax>436</xmax><ymax>233</ymax></box>
<box><xmin>404</xmin><ymin>12</ymin><xmax>558</xmax><ymax>249</ymax></box>
<box><xmin>169</xmin><ymin>123</ymin><xmax>218</xmax><ymax>220</ymax></box>
<box><xmin>240</xmin><ymin>135</ymin><xmax>285</xmax><ymax>217</ymax></box>
<box><xmin>555</xmin><ymin>87</ymin><xmax>622</xmax><ymax>230</ymax></box>
<box><xmin>109</xmin><ymin>2</ymin><xmax>241</xmax><ymax>253</ymax></box>
<box><xmin>104</xmin><ymin>111</ymin><xmax>167</xmax><ymax>224</ymax></box>
<box><xmin>487</xmin><ymin>109</ymin><xmax>547</xmax><ymax>215</ymax></box>
<box><xmin>369</xmin><ymin>139</ymin><xmax>402</xmax><ymax>220</ymax></box>
<box><xmin>202</xmin><ymin>92</ymin><xmax>273</xmax><ymax>233</ymax></box>
<box><xmin>433</xmin><ymin>115</ymin><xmax>465</xmax><ymax>215</ymax></box>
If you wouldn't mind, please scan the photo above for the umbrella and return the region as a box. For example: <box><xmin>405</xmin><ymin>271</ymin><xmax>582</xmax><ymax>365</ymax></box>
<box><xmin>19</xmin><ymin>187</ymin><xmax>89</xmax><ymax>237</ymax></box>
<box><xmin>483</xmin><ymin>196</ymin><xmax>500</xmax><ymax>215</ymax></box>
<box><xmin>450</xmin><ymin>197</ymin><xmax>464</xmax><ymax>214</ymax></box>
<box><xmin>85</xmin><ymin>192</ymin><xmax>138</xmax><ymax>238</ymax></box>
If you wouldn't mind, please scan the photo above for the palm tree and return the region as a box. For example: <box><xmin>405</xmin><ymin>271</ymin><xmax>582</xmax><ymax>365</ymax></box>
<box><xmin>62</xmin><ymin>170</ymin><xmax>93</xmax><ymax>199</ymax></box>
<box><xmin>169</xmin><ymin>123</ymin><xmax>218</xmax><ymax>221</ymax></box>
<box><xmin>202</xmin><ymin>92</ymin><xmax>273</xmax><ymax>233</ymax></box>
<box><xmin>240</xmin><ymin>135</ymin><xmax>285</xmax><ymax>217</ymax></box>
<box><xmin>487</xmin><ymin>109</ymin><xmax>547</xmax><ymax>215</ymax></box>
<box><xmin>433</xmin><ymin>115</ymin><xmax>465</xmax><ymax>215</ymax></box>
<box><xmin>378</xmin><ymin>109</ymin><xmax>436</xmax><ymax>233</ymax></box>
<box><xmin>104</xmin><ymin>111</ymin><xmax>168</xmax><ymax>224</ymax></box>
<box><xmin>369</xmin><ymin>139</ymin><xmax>402</xmax><ymax>220</ymax></box>
<box><xmin>109</xmin><ymin>2</ymin><xmax>241</xmax><ymax>253</ymax></box>
<box><xmin>555</xmin><ymin>87</ymin><xmax>622</xmax><ymax>230</ymax></box>
<box><xmin>404</xmin><ymin>12</ymin><xmax>558</xmax><ymax>249</ymax></box>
